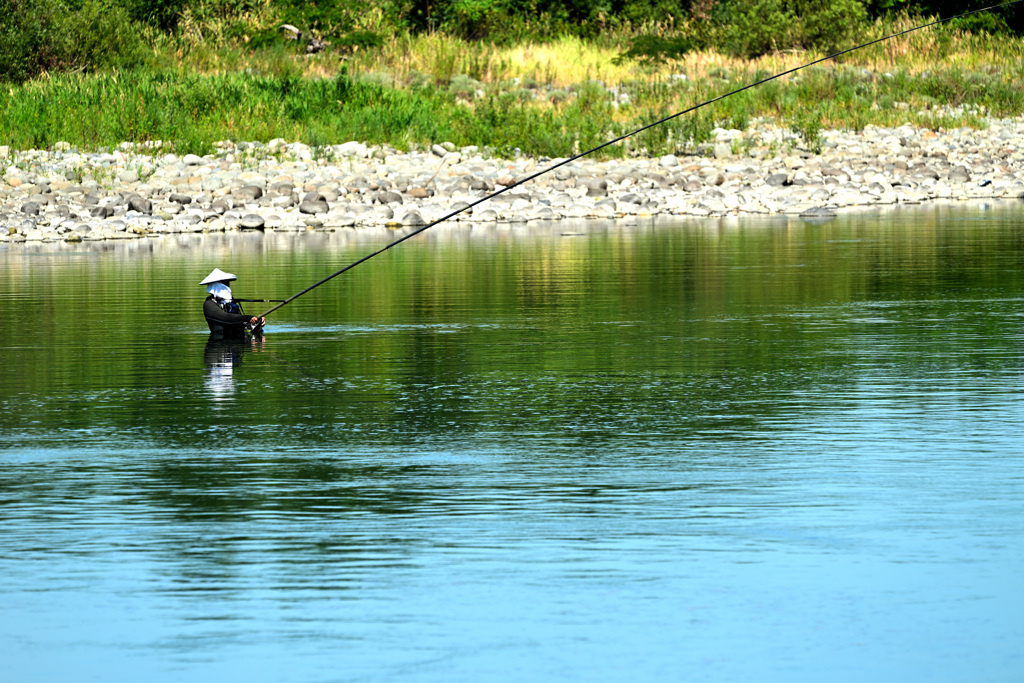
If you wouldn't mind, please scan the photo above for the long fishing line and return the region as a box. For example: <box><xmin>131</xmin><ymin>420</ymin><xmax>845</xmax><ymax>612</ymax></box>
<box><xmin>258</xmin><ymin>0</ymin><xmax>1023</xmax><ymax>319</ymax></box>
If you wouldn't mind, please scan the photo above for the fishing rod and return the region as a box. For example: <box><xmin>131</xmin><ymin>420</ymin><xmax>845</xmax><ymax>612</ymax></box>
<box><xmin>258</xmin><ymin>0</ymin><xmax>1022</xmax><ymax>320</ymax></box>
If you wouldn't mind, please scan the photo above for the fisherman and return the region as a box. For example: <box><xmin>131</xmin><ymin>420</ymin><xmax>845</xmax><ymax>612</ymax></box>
<box><xmin>201</xmin><ymin>268</ymin><xmax>266</xmax><ymax>338</ymax></box>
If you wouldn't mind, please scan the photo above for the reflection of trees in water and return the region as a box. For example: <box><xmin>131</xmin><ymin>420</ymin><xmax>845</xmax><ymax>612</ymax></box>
<box><xmin>4</xmin><ymin>208</ymin><xmax>1023</xmax><ymax>449</ymax></box>
<box><xmin>145</xmin><ymin>459</ymin><xmax>435</xmax><ymax>521</ymax></box>
<box><xmin>137</xmin><ymin>458</ymin><xmax>433</xmax><ymax>586</ymax></box>
<box><xmin>3</xmin><ymin>208</ymin><xmax>1024</xmax><ymax>594</ymax></box>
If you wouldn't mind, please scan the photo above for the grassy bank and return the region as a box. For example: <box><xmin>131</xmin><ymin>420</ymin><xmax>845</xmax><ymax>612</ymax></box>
<box><xmin>2</xmin><ymin>14</ymin><xmax>1022</xmax><ymax>158</ymax></box>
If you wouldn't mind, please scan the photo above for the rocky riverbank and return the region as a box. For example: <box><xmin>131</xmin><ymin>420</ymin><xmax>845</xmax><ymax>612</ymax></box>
<box><xmin>3</xmin><ymin>118</ymin><xmax>1024</xmax><ymax>244</ymax></box>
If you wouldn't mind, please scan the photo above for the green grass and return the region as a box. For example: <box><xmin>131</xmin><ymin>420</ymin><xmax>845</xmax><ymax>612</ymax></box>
<box><xmin>5</xmin><ymin>5</ymin><xmax>1024</xmax><ymax>158</ymax></box>
<box><xmin>0</xmin><ymin>69</ymin><xmax>688</xmax><ymax>157</ymax></box>
<box><xmin>2</xmin><ymin>43</ymin><xmax>1022</xmax><ymax>158</ymax></box>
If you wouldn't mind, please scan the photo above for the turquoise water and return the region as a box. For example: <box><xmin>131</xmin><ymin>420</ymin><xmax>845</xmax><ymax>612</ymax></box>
<box><xmin>2</xmin><ymin>204</ymin><xmax>1023</xmax><ymax>681</ymax></box>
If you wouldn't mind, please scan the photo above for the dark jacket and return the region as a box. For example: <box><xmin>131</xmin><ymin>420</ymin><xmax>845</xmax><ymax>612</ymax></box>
<box><xmin>204</xmin><ymin>296</ymin><xmax>251</xmax><ymax>337</ymax></box>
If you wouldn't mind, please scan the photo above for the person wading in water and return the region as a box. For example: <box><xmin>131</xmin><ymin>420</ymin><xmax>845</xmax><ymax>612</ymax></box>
<box><xmin>201</xmin><ymin>268</ymin><xmax>266</xmax><ymax>339</ymax></box>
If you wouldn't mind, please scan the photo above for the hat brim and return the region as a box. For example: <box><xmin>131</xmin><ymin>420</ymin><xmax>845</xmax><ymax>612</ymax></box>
<box><xmin>200</xmin><ymin>268</ymin><xmax>238</xmax><ymax>285</ymax></box>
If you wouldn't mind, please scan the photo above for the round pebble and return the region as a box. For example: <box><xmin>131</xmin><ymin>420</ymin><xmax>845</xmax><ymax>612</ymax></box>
<box><xmin>3</xmin><ymin>115</ymin><xmax>1024</xmax><ymax>243</ymax></box>
<box><xmin>240</xmin><ymin>214</ymin><xmax>265</xmax><ymax>230</ymax></box>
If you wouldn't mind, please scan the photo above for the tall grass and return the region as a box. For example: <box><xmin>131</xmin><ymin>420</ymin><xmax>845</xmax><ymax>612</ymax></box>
<box><xmin>345</xmin><ymin>14</ymin><xmax>1024</xmax><ymax>88</ymax></box>
<box><xmin>4</xmin><ymin>61</ymin><xmax>1019</xmax><ymax>159</ymax></box>
<box><xmin>2</xmin><ymin>13</ymin><xmax>1023</xmax><ymax>156</ymax></box>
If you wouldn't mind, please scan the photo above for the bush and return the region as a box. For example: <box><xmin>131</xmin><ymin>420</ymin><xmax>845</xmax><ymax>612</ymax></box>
<box><xmin>614</xmin><ymin>35</ymin><xmax>702</xmax><ymax>66</ymax></box>
<box><xmin>950</xmin><ymin>12</ymin><xmax>1011</xmax><ymax>35</ymax></box>
<box><xmin>274</xmin><ymin>0</ymin><xmax>411</xmax><ymax>34</ymax></box>
<box><xmin>65</xmin><ymin>0</ymin><xmax>149</xmax><ymax>70</ymax></box>
<box><xmin>448</xmin><ymin>74</ymin><xmax>484</xmax><ymax>99</ymax></box>
<box><xmin>0</xmin><ymin>1</ymin><xmax>42</xmax><ymax>83</ymax></box>
<box><xmin>440</xmin><ymin>0</ymin><xmax>505</xmax><ymax>39</ymax></box>
<box><xmin>790</xmin><ymin>107</ymin><xmax>824</xmax><ymax>153</ymax></box>
<box><xmin>120</xmin><ymin>0</ymin><xmax>189</xmax><ymax>31</ymax></box>
<box><xmin>616</xmin><ymin>0</ymin><xmax>691</xmax><ymax>29</ymax></box>
<box><xmin>716</xmin><ymin>0</ymin><xmax>794</xmax><ymax>58</ymax></box>
<box><xmin>0</xmin><ymin>0</ymin><xmax>146</xmax><ymax>83</ymax></box>
<box><xmin>337</xmin><ymin>30</ymin><xmax>385</xmax><ymax>53</ymax></box>
<box><xmin>714</xmin><ymin>0</ymin><xmax>868</xmax><ymax>58</ymax></box>
<box><xmin>796</xmin><ymin>0</ymin><xmax>867</xmax><ymax>53</ymax></box>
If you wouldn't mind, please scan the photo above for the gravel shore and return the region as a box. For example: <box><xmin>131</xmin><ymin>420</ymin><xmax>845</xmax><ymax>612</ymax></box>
<box><xmin>3</xmin><ymin>118</ymin><xmax>1024</xmax><ymax>244</ymax></box>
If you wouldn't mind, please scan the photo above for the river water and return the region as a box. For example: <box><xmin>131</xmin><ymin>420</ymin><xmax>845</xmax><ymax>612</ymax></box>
<box><xmin>2</xmin><ymin>203</ymin><xmax>1023</xmax><ymax>682</ymax></box>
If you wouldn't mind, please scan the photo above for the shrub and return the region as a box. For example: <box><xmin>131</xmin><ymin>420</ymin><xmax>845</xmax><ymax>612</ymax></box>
<box><xmin>0</xmin><ymin>1</ymin><xmax>44</xmax><ymax>83</ymax></box>
<box><xmin>120</xmin><ymin>0</ymin><xmax>189</xmax><ymax>31</ymax></box>
<box><xmin>337</xmin><ymin>30</ymin><xmax>385</xmax><ymax>51</ymax></box>
<box><xmin>950</xmin><ymin>11</ymin><xmax>1011</xmax><ymax>35</ymax></box>
<box><xmin>714</xmin><ymin>0</ymin><xmax>868</xmax><ymax>58</ymax></box>
<box><xmin>65</xmin><ymin>0</ymin><xmax>149</xmax><ymax>70</ymax></box>
<box><xmin>614</xmin><ymin>35</ymin><xmax>702</xmax><ymax>66</ymax></box>
<box><xmin>790</xmin><ymin>107</ymin><xmax>824</xmax><ymax>153</ymax></box>
<box><xmin>440</xmin><ymin>0</ymin><xmax>505</xmax><ymax>40</ymax></box>
<box><xmin>449</xmin><ymin>74</ymin><xmax>484</xmax><ymax>99</ymax></box>
<box><xmin>616</xmin><ymin>0</ymin><xmax>691</xmax><ymax>29</ymax></box>
<box><xmin>0</xmin><ymin>0</ymin><xmax>146</xmax><ymax>83</ymax></box>
<box><xmin>796</xmin><ymin>0</ymin><xmax>867</xmax><ymax>53</ymax></box>
<box><xmin>715</xmin><ymin>0</ymin><xmax>796</xmax><ymax>58</ymax></box>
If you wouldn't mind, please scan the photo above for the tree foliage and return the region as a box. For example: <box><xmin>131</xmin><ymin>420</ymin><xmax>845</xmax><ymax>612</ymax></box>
<box><xmin>1</xmin><ymin>0</ymin><xmax>146</xmax><ymax>83</ymax></box>
<box><xmin>3</xmin><ymin>0</ymin><xmax>1023</xmax><ymax>83</ymax></box>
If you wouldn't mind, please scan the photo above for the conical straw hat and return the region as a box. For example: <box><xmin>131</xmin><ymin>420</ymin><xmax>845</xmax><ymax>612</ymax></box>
<box><xmin>200</xmin><ymin>268</ymin><xmax>237</xmax><ymax>285</ymax></box>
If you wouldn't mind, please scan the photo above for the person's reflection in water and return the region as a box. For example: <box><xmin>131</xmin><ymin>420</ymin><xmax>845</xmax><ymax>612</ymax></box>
<box><xmin>204</xmin><ymin>334</ymin><xmax>265</xmax><ymax>405</ymax></box>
